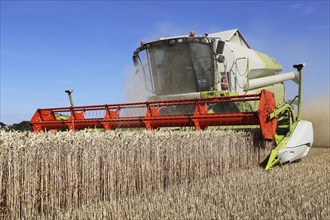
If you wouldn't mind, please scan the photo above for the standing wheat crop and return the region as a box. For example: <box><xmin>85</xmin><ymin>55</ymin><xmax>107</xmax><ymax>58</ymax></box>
<box><xmin>0</xmin><ymin>129</ymin><xmax>270</xmax><ymax>218</ymax></box>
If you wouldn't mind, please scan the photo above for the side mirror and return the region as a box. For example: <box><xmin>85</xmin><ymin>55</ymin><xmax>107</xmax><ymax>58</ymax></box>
<box><xmin>133</xmin><ymin>55</ymin><xmax>139</xmax><ymax>66</ymax></box>
<box><xmin>217</xmin><ymin>55</ymin><xmax>225</xmax><ymax>63</ymax></box>
<box><xmin>216</xmin><ymin>41</ymin><xmax>225</xmax><ymax>54</ymax></box>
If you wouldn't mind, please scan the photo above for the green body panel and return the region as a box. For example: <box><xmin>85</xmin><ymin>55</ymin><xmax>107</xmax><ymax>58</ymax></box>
<box><xmin>296</xmin><ymin>67</ymin><xmax>303</xmax><ymax>121</ymax></box>
<box><xmin>247</xmin><ymin>83</ymin><xmax>285</xmax><ymax>111</ymax></box>
<box><xmin>200</xmin><ymin>91</ymin><xmax>250</xmax><ymax>113</ymax></box>
<box><xmin>254</xmin><ymin>51</ymin><xmax>283</xmax><ymax>78</ymax></box>
<box><xmin>56</xmin><ymin>115</ymin><xmax>70</xmax><ymax>120</ymax></box>
<box><xmin>265</xmin><ymin>102</ymin><xmax>297</xmax><ymax>170</ymax></box>
<box><xmin>200</xmin><ymin>90</ymin><xmax>238</xmax><ymax>98</ymax></box>
<box><xmin>265</xmin><ymin>122</ymin><xmax>298</xmax><ymax>170</ymax></box>
<box><xmin>265</xmin><ymin>65</ymin><xmax>304</xmax><ymax>170</ymax></box>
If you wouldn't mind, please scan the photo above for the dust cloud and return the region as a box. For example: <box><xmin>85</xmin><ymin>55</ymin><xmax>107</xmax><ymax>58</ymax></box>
<box><xmin>123</xmin><ymin>65</ymin><xmax>152</xmax><ymax>103</ymax></box>
<box><xmin>302</xmin><ymin>96</ymin><xmax>330</xmax><ymax>147</ymax></box>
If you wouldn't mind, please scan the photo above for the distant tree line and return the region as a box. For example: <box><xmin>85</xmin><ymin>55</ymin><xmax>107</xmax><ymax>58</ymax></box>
<box><xmin>0</xmin><ymin>121</ymin><xmax>31</xmax><ymax>131</ymax></box>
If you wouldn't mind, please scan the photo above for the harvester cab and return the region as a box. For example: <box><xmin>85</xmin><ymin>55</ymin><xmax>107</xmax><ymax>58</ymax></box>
<box><xmin>30</xmin><ymin>29</ymin><xmax>313</xmax><ymax>170</ymax></box>
<box><xmin>133</xmin><ymin>30</ymin><xmax>287</xmax><ymax>103</ymax></box>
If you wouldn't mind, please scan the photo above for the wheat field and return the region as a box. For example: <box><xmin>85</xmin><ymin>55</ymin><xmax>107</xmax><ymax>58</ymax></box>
<box><xmin>0</xmin><ymin>129</ymin><xmax>328</xmax><ymax>219</ymax></box>
<box><xmin>56</xmin><ymin>147</ymin><xmax>330</xmax><ymax>220</ymax></box>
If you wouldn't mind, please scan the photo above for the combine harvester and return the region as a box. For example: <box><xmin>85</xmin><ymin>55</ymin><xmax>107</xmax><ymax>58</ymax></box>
<box><xmin>30</xmin><ymin>29</ymin><xmax>313</xmax><ymax>169</ymax></box>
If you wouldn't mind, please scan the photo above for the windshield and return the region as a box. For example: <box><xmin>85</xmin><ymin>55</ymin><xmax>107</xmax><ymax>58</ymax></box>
<box><xmin>144</xmin><ymin>41</ymin><xmax>214</xmax><ymax>96</ymax></box>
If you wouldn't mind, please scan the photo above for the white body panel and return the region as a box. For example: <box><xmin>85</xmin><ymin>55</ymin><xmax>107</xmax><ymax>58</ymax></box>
<box><xmin>209</xmin><ymin>30</ymin><xmax>282</xmax><ymax>94</ymax></box>
<box><xmin>277</xmin><ymin>120</ymin><xmax>314</xmax><ymax>163</ymax></box>
<box><xmin>218</xmin><ymin>42</ymin><xmax>267</xmax><ymax>93</ymax></box>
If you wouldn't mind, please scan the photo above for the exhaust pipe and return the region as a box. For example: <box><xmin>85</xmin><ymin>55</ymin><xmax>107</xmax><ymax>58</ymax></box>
<box><xmin>65</xmin><ymin>90</ymin><xmax>74</xmax><ymax>107</ymax></box>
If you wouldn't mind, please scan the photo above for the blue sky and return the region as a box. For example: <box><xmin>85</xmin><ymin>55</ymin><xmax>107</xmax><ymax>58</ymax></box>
<box><xmin>1</xmin><ymin>1</ymin><xmax>329</xmax><ymax>124</ymax></box>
